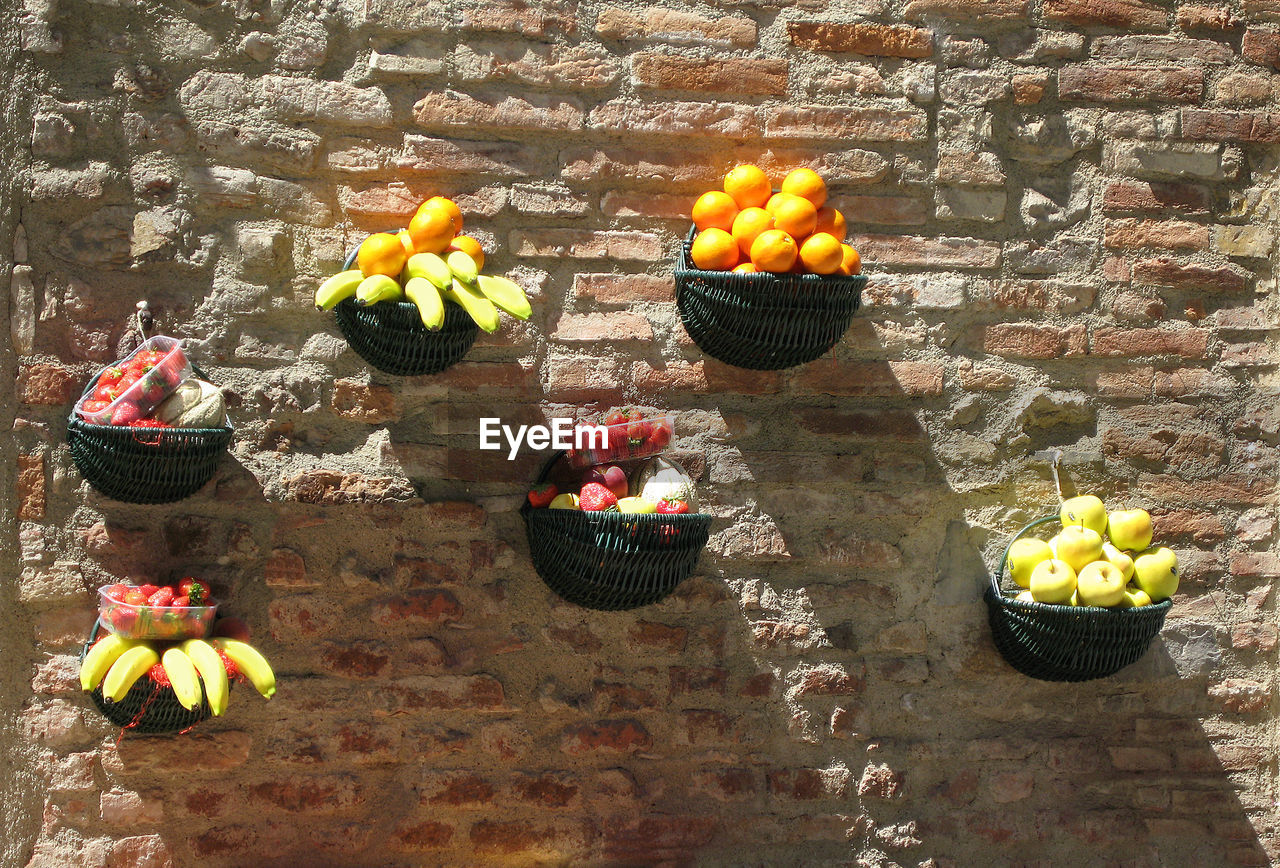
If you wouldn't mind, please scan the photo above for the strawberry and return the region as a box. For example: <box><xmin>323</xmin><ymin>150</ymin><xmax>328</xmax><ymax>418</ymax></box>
<box><xmin>137</xmin><ymin>584</ymin><xmax>160</xmax><ymax>599</ymax></box>
<box><xmin>603</xmin><ymin>410</ymin><xmax>627</xmax><ymax>428</ymax></box>
<box><xmin>148</xmin><ymin>586</ymin><xmax>176</xmax><ymax>608</ymax></box>
<box><xmin>579</xmin><ymin>482</ymin><xmax>619</xmax><ymax>512</ymax></box>
<box><xmin>656</xmin><ymin>498</ymin><xmax>690</xmax><ymax>515</ymax></box>
<box><xmin>108</xmin><ymin>607</ymin><xmax>138</xmax><ymax>633</ymax></box>
<box><xmin>109</xmin><ymin>401</ymin><xmax>144</xmax><ymax>426</ymax></box>
<box><xmin>128</xmin><ymin>418</ymin><xmax>171</xmax><ymax>429</ymax></box>
<box><xmin>527</xmin><ymin>483</ymin><xmax>558</xmax><ymax>509</ymax></box>
<box><xmin>147</xmin><ymin>662</ymin><xmax>170</xmax><ymax>687</ymax></box>
<box><xmin>123</xmin><ymin>588</ymin><xmax>149</xmax><ymax>606</ymax></box>
<box><xmin>102</xmin><ymin>583</ymin><xmax>130</xmax><ymax>602</ymax></box>
<box><xmin>178</xmin><ymin>577</ymin><xmax>211</xmax><ymax>601</ymax></box>
<box><xmin>646</xmin><ymin>423</ymin><xmax>671</xmax><ymax>451</ymax></box>
<box><xmin>218</xmin><ymin>648</ymin><xmax>239</xmax><ymax>679</ymax></box>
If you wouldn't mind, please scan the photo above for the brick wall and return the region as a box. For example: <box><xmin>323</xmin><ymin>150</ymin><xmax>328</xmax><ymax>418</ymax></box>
<box><xmin>4</xmin><ymin>0</ymin><xmax>1279</xmax><ymax>865</ymax></box>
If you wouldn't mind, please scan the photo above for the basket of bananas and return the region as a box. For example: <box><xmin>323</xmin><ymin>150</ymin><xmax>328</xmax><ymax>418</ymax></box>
<box><xmin>315</xmin><ymin>196</ymin><xmax>531</xmax><ymax>377</ymax></box>
<box><xmin>80</xmin><ymin>579</ymin><xmax>277</xmax><ymax>734</ymax></box>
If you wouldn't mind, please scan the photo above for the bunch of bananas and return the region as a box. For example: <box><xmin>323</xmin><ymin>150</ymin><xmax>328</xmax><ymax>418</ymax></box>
<box><xmin>315</xmin><ymin>250</ymin><xmax>531</xmax><ymax>334</ymax></box>
<box><xmin>81</xmin><ymin>632</ymin><xmax>276</xmax><ymax>715</ymax></box>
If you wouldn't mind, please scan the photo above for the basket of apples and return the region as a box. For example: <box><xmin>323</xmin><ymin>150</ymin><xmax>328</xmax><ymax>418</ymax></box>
<box><xmin>984</xmin><ymin>496</ymin><xmax>1176</xmax><ymax>682</ymax></box>
<box><xmin>67</xmin><ymin>336</ymin><xmax>233</xmax><ymax>504</ymax></box>
<box><xmin>80</xmin><ymin>579</ymin><xmax>277</xmax><ymax>734</ymax></box>
<box><xmin>674</xmin><ymin>164</ymin><xmax>866</xmax><ymax>371</ymax></box>
<box><xmin>522</xmin><ymin>414</ymin><xmax>710</xmax><ymax>610</ymax></box>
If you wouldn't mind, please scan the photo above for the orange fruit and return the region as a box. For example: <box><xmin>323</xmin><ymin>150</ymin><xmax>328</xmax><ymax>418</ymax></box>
<box><xmin>690</xmin><ymin>228</ymin><xmax>740</xmax><ymax>271</ymax></box>
<box><xmin>813</xmin><ymin>207</ymin><xmax>847</xmax><ymax>241</ymax></box>
<box><xmin>397</xmin><ymin>230</ymin><xmax>416</xmax><ymax>258</ymax></box>
<box><xmin>798</xmin><ymin>233</ymin><xmax>843</xmax><ymax>274</ymax></box>
<box><xmin>407</xmin><ymin>202</ymin><xmax>456</xmax><ymax>254</ymax></box>
<box><xmin>692</xmin><ymin>190</ymin><xmax>740</xmax><ymax>232</ymax></box>
<box><xmin>780</xmin><ymin>167</ymin><xmax>827</xmax><ymax>208</ymax></box>
<box><xmin>749</xmin><ymin>229</ymin><xmax>798</xmax><ymax>273</ymax></box>
<box><xmin>732</xmin><ymin>262</ymin><xmax>759</xmax><ymax>274</ymax></box>
<box><xmin>766</xmin><ymin>193</ymin><xmax>817</xmax><ymax>239</ymax></box>
<box><xmin>424</xmin><ymin>196</ymin><xmax>463</xmax><ymax>234</ymax></box>
<box><xmin>840</xmin><ymin>245</ymin><xmax>862</xmax><ymax>276</ymax></box>
<box><xmin>723</xmin><ymin>164</ymin><xmax>771</xmax><ymax>210</ymax></box>
<box><xmin>357</xmin><ymin>232</ymin><xmax>409</xmax><ymax>278</ymax></box>
<box><xmin>447</xmin><ymin>234</ymin><xmax>485</xmax><ymax>272</ymax></box>
<box><xmin>730</xmin><ymin>207</ymin><xmax>774</xmax><ymax>258</ymax></box>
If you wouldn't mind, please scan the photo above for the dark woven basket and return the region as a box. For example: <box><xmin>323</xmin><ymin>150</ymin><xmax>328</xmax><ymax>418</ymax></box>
<box><xmin>984</xmin><ymin>515</ymin><xmax>1172</xmax><ymax>682</ymax></box>
<box><xmin>80</xmin><ymin>623</ymin><xmax>212</xmax><ymax>735</ymax></box>
<box><xmin>67</xmin><ymin>368</ymin><xmax>233</xmax><ymax>505</ymax></box>
<box><xmin>333</xmin><ymin>239</ymin><xmax>479</xmax><ymax>376</ymax></box>
<box><xmin>521</xmin><ymin>452</ymin><xmax>712</xmax><ymax>611</ymax></box>
<box><xmin>674</xmin><ymin>226</ymin><xmax>866</xmax><ymax>371</ymax></box>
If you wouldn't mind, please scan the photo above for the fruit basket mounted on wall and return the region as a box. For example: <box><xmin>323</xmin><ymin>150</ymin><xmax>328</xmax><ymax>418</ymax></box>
<box><xmin>521</xmin><ymin>450</ymin><xmax>712</xmax><ymax>611</ymax></box>
<box><xmin>66</xmin><ymin>339</ymin><xmax>233</xmax><ymax>504</ymax></box>
<box><xmin>674</xmin><ymin>227</ymin><xmax>866</xmax><ymax>371</ymax></box>
<box><xmin>984</xmin><ymin>515</ymin><xmax>1172</xmax><ymax>682</ymax></box>
<box><xmin>334</xmin><ymin>241</ymin><xmax>479</xmax><ymax>377</ymax></box>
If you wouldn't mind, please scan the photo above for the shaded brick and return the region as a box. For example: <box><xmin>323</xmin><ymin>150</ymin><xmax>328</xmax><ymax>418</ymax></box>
<box><xmin>795</xmin><ymin>408</ymin><xmax>926</xmax><ymax>440</ymax></box>
<box><xmin>851</xmin><ymin>234</ymin><xmax>1001</xmax><ymax>269</ymax></box>
<box><xmin>1181</xmin><ymin>108</ymin><xmax>1280</xmax><ymax>143</ymax></box>
<box><xmin>413</xmin><ymin>90</ymin><xmax>583</xmax><ymax>132</ymax></box>
<box><xmin>1059</xmin><ymin>66</ymin><xmax>1202</xmax><ymax>102</ymax></box>
<box><xmin>561</xmin><ymin>720</ymin><xmax>652</xmax><ymax>755</ymax></box>
<box><xmin>511</xmin><ymin>228</ymin><xmax>662</xmax><ymax>260</ymax></box>
<box><xmin>1045</xmin><ymin>0</ymin><xmax>1168</xmax><ymax>27</ymax></box>
<box><xmin>795</xmin><ymin>360</ymin><xmax>943</xmax><ymax>397</ymax></box>
<box><xmin>788</xmin><ymin>21</ymin><xmax>933</xmax><ymax>58</ymax></box>
<box><xmin>331</xmin><ymin>379</ymin><xmax>399</xmax><ymax>423</ymax></box>
<box><xmin>1132</xmin><ymin>258</ymin><xmax>1249</xmax><ymax>293</ymax></box>
<box><xmin>1102</xmin><ymin>181</ymin><xmax>1212</xmax><ymax>215</ymax></box>
<box><xmin>1243</xmin><ymin>27</ymin><xmax>1280</xmax><ymax>68</ymax></box>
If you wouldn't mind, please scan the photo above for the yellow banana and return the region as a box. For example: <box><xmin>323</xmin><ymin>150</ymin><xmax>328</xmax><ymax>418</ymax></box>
<box><xmin>314</xmin><ymin>269</ymin><xmax>363</xmax><ymax>310</ymax></box>
<box><xmin>212</xmin><ymin>638</ymin><xmax>276</xmax><ymax>700</ymax></box>
<box><xmin>181</xmin><ymin>639</ymin><xmax>229</xmax><ymax>716</ymax></box>
<box><xmin>162</xmin><ymin>647</ymin><xmax>203</xmax><ymax>711</ymax></box>
<box><xmin>445</xmin><ymin>250</ymin><xmax>479</xmax><ymax>284</ymax></box>
<box><xmin>475</xmin><ymin>274</ymin><xmax>532</xmax><ymax>321</ymax></box>
<box><xmin>102</xmin><ymin>644</ymin><xmax>160</xmax><ymax>702</ymax></box>
<box><xmin>404</xmin><ymin>253</ymin><xmax>453</xmax><ymax>291</ymax></box>
<box><xmin>355</xmin><ymin>274</ymin><xmax>404</xmax><ymax>306</ymax></box>
<box><xmin>444</xmin><ymin>278</ymin><xmax>500</xmax><ymax>333</ymax></box>
<box><xmin>80</xmin><ymin>633</ymin><xmax>134</xmax><ymax>692</ymax></box>
<box><xmin>404</xmin><ymin>277</ymin><xmax>446</xmax><ymax>330</ymax></box>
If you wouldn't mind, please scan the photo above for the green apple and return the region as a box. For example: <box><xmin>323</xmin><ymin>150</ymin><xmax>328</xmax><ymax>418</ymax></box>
<box><xmin>549</xmin><ymin>493</ymin><xmax>580</xmax><ymax>510</ymax></box>
<box><xmin>1132</xmin><ymin>546</ymin><xmax>1179</xmax><ymax>601</ymax></box>
<box><xmin>1030</xmin><ymin>558</ymin><xmax>1077</xmax><ymax>604</ymax></box>
<box><xmin>1060</xmin><ymin>494</ymin><xmax>1108</xmax><ymax>536</ymax></box>
<box><xmin>1006</xmin><ymin>538</ymin><xmax>1054</xmax><ymax>589</ymax></box>
<box><xmin>1050</xmin><ymin>525</ymin><xmax>1104</xmax><ymax>573</ymax></box>
<box><xmin>617</xmin><ymin>496</ymin><xmax>657</xmax><ymax>514</ymax></box>
<box><xmin>1076</xmin><ymin>560</ymin><xmax>1127</xmax><ymax>608</ymax></box>
<box><xmin>1100</xmin><ymin>543</ymin><xmax>1135</xmax><ymax>582</ymax></box>
<box><xmin>1119</xmin><ymin>585</ymin><xmax>1152</xmax><ymax>608</ymax></box>
<box><xmin>1107</xmin><ymin>508</ymin><xmax>1153</xmax><ymax>552</ymax></box>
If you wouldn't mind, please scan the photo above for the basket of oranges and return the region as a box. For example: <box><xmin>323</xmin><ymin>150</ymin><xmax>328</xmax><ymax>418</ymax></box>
<box><xmin>674</xmin><ymin>165</ymin><xmax>866</xmax><ymax>371</ymax></box>
<box><xmin>320</xmin><ymin>196</ymin><xmax>488</xmax><ymax>377</ymax></box>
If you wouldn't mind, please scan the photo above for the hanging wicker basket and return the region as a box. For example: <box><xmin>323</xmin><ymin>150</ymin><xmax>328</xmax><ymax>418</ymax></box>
<box><xmin>80</xmin><ymin>622</ymin><xmax>212</xmax><ymax>735</ymax></box>
<box><xmin>674</xmin><ymin>226</ymin><xmax>866</xmax><ymax>371</ymax></box>
<box><xmin>984</xmin><ymin>515</ymin><xmax>1172</xmax><ymax>682</ymax></box>
<box><xmin>67</xmin><ymin>368</ymin><xmax>233</xmax><ymax>505</ymax></box>
<box><xmin>333</xmin><ymin>239</ymin><xmax>479</xmax><ymax>377</ymax></box>
<box><xmin>521</xmin><ymin>452</ymin><xmax>712</xmax><ymax>611</ymax></box>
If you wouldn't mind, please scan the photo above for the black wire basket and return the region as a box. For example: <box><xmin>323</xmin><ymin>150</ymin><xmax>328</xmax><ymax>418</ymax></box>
<box><xmin>80</xmin><ymin>622</ymin><xmax>212</xmax><ymax>735</ymax></box>
<box><xmin>521</xmin><ymin>452</ymin><xmax>712</xmax><ymax>611</ymax></box>
<box><xmin>67</xmin><ymin>368</ymin><xmax>233</xmax><ymax>505</ymax></box>
<box><xmin>984</xmin><ymin>515</ymin><xmax>1172</xmax><ymax>682</ymax></box>
<box><xmin>674</xmin><ymin>226</ymin><xmax>866</xmax><ymax>371</ymax></box>
<box><xmin>333</xmin><ymin>240</ymin><xmax>479</xmax><ymax>377</ymax></box>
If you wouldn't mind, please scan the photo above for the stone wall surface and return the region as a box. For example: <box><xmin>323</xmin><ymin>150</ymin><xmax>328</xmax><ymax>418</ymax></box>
<box><xmin>2</xmin><ymin>0</ymin><xmax>1279</xmax><ymax>864</ymax></box>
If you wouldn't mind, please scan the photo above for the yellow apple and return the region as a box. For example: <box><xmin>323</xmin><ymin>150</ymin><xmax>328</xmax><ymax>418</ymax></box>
<box><xmin>1076</xmin><ymin>560</ymin><xmax>1127</xmax><ymax>607</ymax></box>
<box><xmin>549</xmin><ymin>493</ymin><xmax>580</xmax><ymax>510</ymax></box>
<box><xmin>1100</xmin><ymin>543</ymin><xmax>1135</xmax><ymax>582</ymax></box>
<box><xmin>1060</xmin><ymin>494</ymin><xmax>1108</xmax><ymax>536</ymax></box>
<box><xmin>1015</xmin><ymin>590</ymin><xmax>1035</xmax><ymax>603</ymax></box>
<box><xmin>1132</xmin><ymin>546</ymin><xmax>1179</xmax><ymax>601</ymax></box>
<box><xmin>1050</xmin><ymin>525</ymin><xmax>1104</xmax><ymax>573</ymax></box>
<box><xmin>1118</xmin><ymin>585</ymin><xmax>1152</xmax><ymax>608</ymax></box>
<box><xmin>1107</xmin><ymin>508</ymin><xmax>1153</xmax><ymax>552</ymax></box>
<box><xmin>1006</xmin><ymin>538</ymin><xmax>1054</xmax><ymax>589</ymax></box>
<box><xmin>616</xmin><ymin>496</ymin><xmax>657</xmax><ymax>514</ymax></box>
<box><xmin>1030</xmin><ymin>558</ymin><xmax>1077</xmax><ymax>604</ymax></box>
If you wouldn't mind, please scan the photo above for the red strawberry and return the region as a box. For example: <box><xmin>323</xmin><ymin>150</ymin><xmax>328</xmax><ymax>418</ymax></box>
<box><xmin>109</xmin><ymin>401</ymin><xmax>144</xmax><ymax>426</ymax></box>
<box><xmin>172</xmin><ymin>594</ymin><xmax>190</xmax><ymax>608</ymax></box>
<box><xmin>603</xmin><ymin>410</ymin><xmax>627</xmax><ymax>428</ymax></box>
<box><xmin>527</xmin><ymin>483</ymin><xmax>558</xmax><ymax>509</ymax></box>
<box><xmin>646</xmin><ymin>423</ymin><xmax>671</xmax><ymax>451</ymax></box>
<box><xmin>147</xmin><ymin>662</ymin><xmax>170</xmax><ymax>687</ymax></box>
<box><xmin>218</xmin><ymin>648</ymin><xmax>239</xmax><ymax>679</ymax></box>
<box><xmin>656</xmin><ymin>498</ymin><xmax>690</xmax><ymax>515</ymax></box>
<box><xmin>123</xmin><ymin>588</ymin><xmax>148</xmax><ymax>606</ymax></box>
<box><xmin>137</xmin><ymin>584</ymin><xmax>160</xmax><ymax>599</ymax></box>
<box><xmin>128</xmin><ymin>418</ymin><xmax>171</xmax><ymax>429</ymax></box>
<box><xmin>148</xmin><ymin>586</ymin><xmax>176</xmax><ymax>608</ymax></box>
<box><xmin>579</xmin><ymin>482</ymin><xmax>619</xmax><ymax>512</ymax></box>
<box><xmin>108</xmin><ymin>607</ymin><xmax>138</xmax><ymax>633</ymax></box>
<box><xmin>178</xmin><ymin>577</ymin><xmax>211</xmax><ymax>600</ymax></box>
<box><xmin>102</xmin><ymin>583</ymin><xmax>130</xmax><ymax>602</ymax></box>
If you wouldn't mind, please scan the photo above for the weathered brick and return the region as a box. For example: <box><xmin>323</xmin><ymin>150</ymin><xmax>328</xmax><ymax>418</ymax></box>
<box><xmin>573</xmin><ymin>274</ymin><xmax>671</xmax><ymax>304</ymax></box>
<box><xmin>1059</xmin><ymin>66</ymin><xmax>1202</xmax><ymax>103</ymax></box>
<box><xmin>765</xmin><ymin>105</ymin><xmax>928</xmax><ymax>142</ymax></box>
<box><xmin>456</xmin><ymin>0</ymin><xmax>577</xmax><ymax>36</ymax></box>
<box><xmin>1093</xmin><ymin>34</ymin><xmax>1236</xmax><ymax>62</ymax></box>
<box><xmin>795</xmin><ymin>360</ymin><xmax>944</xmax><ymax>397</ymax></box>
<box><xmin>788</xmin><ymin>21</ymin><xmax>933</xmax><ymax>58</ymax></box>
<box><xmin>1105</xmin><ymin>141</ymin><xmax>1240</xmax><ymax>181</ymax></box>
<box><xmin>456</xmin><ymin>43</ymin><xmax>618</xmax><ymax>90</ymax></box>
<box><xmin>413</xmin><ymin>90</ymin><xmax>584</xmax><ymax>132</ymax></box>
<box><xmin>588</xmin><ymin>101</ymin><xmax>761</xmax><ymax>138</ymax></box>
<box><xmin>1104</xmin><ymin>219</ymin><xmax>1209</xmax><ymax>250</ymax></box>
<box><xmin>632</xmin><ymin>360</ymin><xmax>782</xmax><ymax>396</ymax></box>
<box><xmin>1243</xmin><ymin>27</ymin><xmax>1280</xmax><ymax>68</ymax></box>
<box><xmin>1091</xmin><ymin>327</ymin><xmax>1211</xmax><ymax>358</ymax></box>
<box><xmin>1208</xmin><ymin>679</ymin><xmax>1269</xmax><ymax>713</ymax></box>
<box><xmin>794</xmin><ymin>408</ymin><xmax>926</xmax><ymax>439</ymax></box>
<box><xmin>851</xmin><ymin>234</ymin><xmax>1001</xmax><ymax>269</ymax></box>
<box><xmin>260</xmin><ymin>77</ymin><xmax>392</xmax><ymax>127</ymax></box>
<box><xmin>1045</xmin><ymin>0</ymin><xmax>1168</xmax><ymax>28</ymax></box>
<box><xmin>511</xmin><ymin>228</ymin><xmax>662</xmax><ymax>260</ymax></box>
<box><xmin>1012</xmin><ymin>73</ymin><xmax>1048</xmax><ymax>104</ymax></box>
<box><xmin>551</xmin><ymin>312</ymin><xmax>654</xmax><ymax>343</ymax></box>
<box><xmin>596</xmin><ymin>6</ymin><xmax>756</xmax><ymax>47</ymax></box>
<box><xmin>1102</xmin><ymin>181</ymin><xmax>1212</xmax><ymax>215</ymax></box>
<box><xmin>17</xmin><ymin>451</ymin><xmax>45</xmax><ymax>520</ymax></box>
<box><xmin>331</xmin><ymin>379</ymin><xmax>399</xmax><ymax>423</ymax></box>
<box><xmin>1132</xmin><ymin>258</ymin><xmax>1250</xmax><ymax>293</ymax></box>
<box><xmin>18</xmin><ymin>363</ymin><xmax>79</xmax><ymax>405</ymax></box>
<box><xmin>904</xmin><ymin>0</ymin><xmax>1031</xmax><ymax>22</ymax></box>
<box><xmin>631</xmin><ymin>53</ymin><xmax>788</xmax><ymax>95</ymax></box>
<box><xmin>561</xmin><ymin>720</ymin><xmax>652</xmax><ymax>755</ymax></box>
<box><xmin>981</xmin><ymin>323</ymin><xmax>1088</xmax><ymax>358</ymax></box>
<box><xmin>1181</xmin><ymin>108</ymin><xmax>1280</xmax><ymax>143</ymax></box>
<box><xmin>1178</xmin><ymin>4</ymin><xmax>1241</xmax><ymax>30</ymax></box>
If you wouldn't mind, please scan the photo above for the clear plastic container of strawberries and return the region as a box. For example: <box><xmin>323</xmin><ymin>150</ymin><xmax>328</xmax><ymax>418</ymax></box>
<box><xmin>565</xmin><ymin>409</ymin><xmax>674</xmax><ymax>470</ymax></box>
<box><xmin>98</xmin><ymin>578</ymin><xmax>218</xmax><ymax>641</ymax></box>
